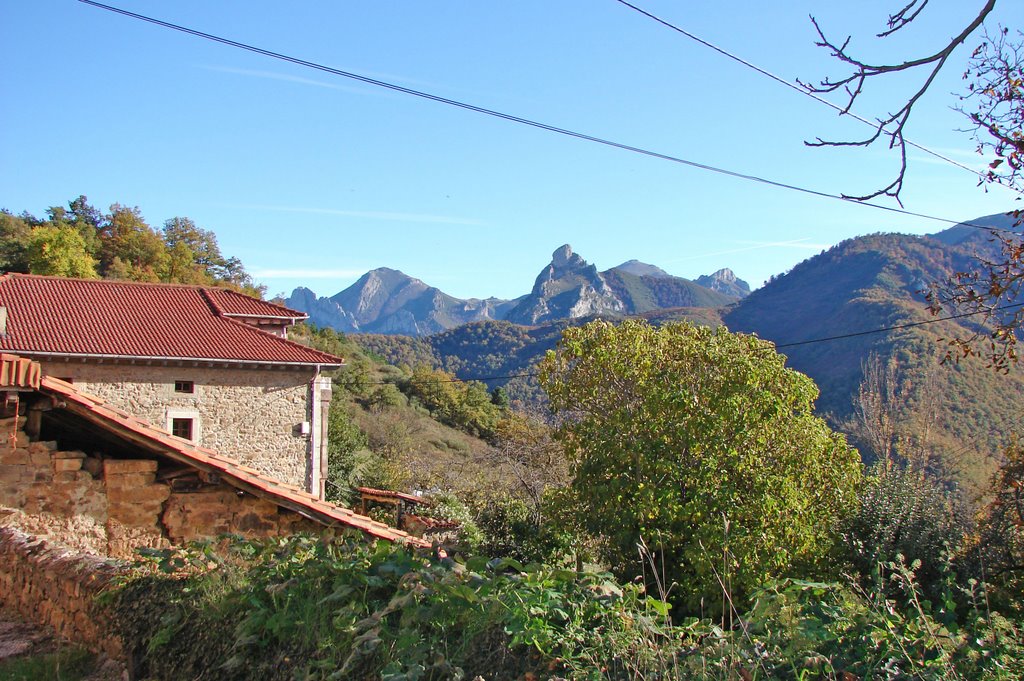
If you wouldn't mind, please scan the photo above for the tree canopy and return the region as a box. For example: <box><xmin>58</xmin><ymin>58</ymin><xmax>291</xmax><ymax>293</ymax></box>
<box><xmin>539</xmin><ymin>319</ymin><xmax>862</xmax><ymax>614</ymax></box>
<box><xmin>1</xmin><ymin>195</ymin><xmax>263</xmax><ymax>297</ymax></box>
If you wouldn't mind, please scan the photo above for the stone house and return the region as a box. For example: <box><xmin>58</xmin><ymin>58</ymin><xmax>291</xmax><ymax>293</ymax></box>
<box><xmin>0</xmin><ymin>353</ymin><xmax>427</xmax><ymax>557</ymax></box>
<box><xmin>0</xmin><ymin>273</ymin><xmax>342</xmax><ymax>497</ymax></box>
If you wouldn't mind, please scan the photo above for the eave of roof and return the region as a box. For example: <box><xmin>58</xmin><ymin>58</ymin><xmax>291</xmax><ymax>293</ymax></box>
<box><xmin>0</xmin><ymin>353</ymin><xmax>41</xmax><ymax>389</ymax></box>
<box><xmin>15</xmin><ymin>349</ymin><xmax>342</xmax><ymax>370</ymax></box>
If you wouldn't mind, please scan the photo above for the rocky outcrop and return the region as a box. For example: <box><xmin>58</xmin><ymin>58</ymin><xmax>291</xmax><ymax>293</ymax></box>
<box><xmin>504</xmin><ymin>245</ymin><xmax>625</xmax><ymax>325</ymax></box>
<box><xmin>696</xmin><ymin>268</ymin><xmax>751</xmax><ymax>298</ymax></box>
<box><xmin>287</xmin><ymin>270</ymin><xmax>519</xmax><ymax>336</ymax></box>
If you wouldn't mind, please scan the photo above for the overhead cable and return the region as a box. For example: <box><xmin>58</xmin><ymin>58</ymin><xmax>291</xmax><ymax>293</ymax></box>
<box><xmin>78</xmin><ymin>0</ymin><xmax>1017</xmax><ymax>236</ymax></box>
<box><xmin>612</xmin><ymin>0</ymin><xmax>1004</xmax><ymax>189</ymax></box>
<box><xmin>359</xmin><ymin>301</ymin><xmax>1024</xmax><ymax>385</ymax></box>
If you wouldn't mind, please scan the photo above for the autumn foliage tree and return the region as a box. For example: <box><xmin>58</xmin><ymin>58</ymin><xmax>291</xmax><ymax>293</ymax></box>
<box><xmin>1</xmin><ymin>196</ymin><xmax>263</xmax><ymax>297</ymax></box>
<box><xmin>538</xmin><ymin>320</ymin><xmax>862</xmax><ymax>615</ymax></box>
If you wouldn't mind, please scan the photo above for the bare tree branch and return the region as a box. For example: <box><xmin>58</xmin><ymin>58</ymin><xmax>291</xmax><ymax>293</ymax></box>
<box><xmin>880</xmin><ymin>0</ymin><xmax>930</xmax><ymax>38</ymax></box>
<box><xmin>802</xmin><ymin>0</ymin><xmax>996</xmax><ymax>204</ymax></box>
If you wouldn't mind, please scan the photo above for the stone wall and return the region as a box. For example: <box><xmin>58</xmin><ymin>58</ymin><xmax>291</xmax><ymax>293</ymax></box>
<box><xmin>0</xmin><ymin>525</ymin><xmax>125</xmax><ymax>660</ymax></box>
<box><xmin>38</xmin><ymin>361</ymin><xmax>316</xmax><ymax>489</ymax></box>
<box><xmin>0</xmin><ymin>417</ymin><xmax>326</xmax><ymax>559</ymax></box>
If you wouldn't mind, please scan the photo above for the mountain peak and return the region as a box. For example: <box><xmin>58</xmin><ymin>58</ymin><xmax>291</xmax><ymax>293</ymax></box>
<box><xmin>550</xmin><ymin>244</ymin><xmax>588</xmax><ymax>272</ymax></box>
<box><xmin>613</xmin><ymin>259</ymin><xmax>671</xmax><ymax>279</ymax></box>
<box><xmin>552</xmin><ymin>244</ymin><xmax>574</xmax><ymax>266</ymax></box>
<box><xmin>696</xmin><ymin>268</ymin><xmax>750</xmax><ymax>298</ymax></box>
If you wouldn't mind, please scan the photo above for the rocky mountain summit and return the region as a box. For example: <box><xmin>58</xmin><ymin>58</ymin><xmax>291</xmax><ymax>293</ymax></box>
<box><xmin>286</xmin><ymin>246</ymin><xmax>744</xmax><ymax>336</ymax></box>
<box><xmin>696</xmin><ymin>268</ymin><xmax>750</xmax><ymax>298</ymax></box>
<box><xmin>288</xmin><ymin>269</ymin><xmax>518</xmax><ymax>335</ymax></box>
<box><xmin>503</xmin><ymin>245</ymin><xmax>625</xmax><ymax>324</ymax></box>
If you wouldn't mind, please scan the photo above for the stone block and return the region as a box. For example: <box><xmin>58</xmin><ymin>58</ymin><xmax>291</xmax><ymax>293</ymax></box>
<box><xmin>0</xmin><ymin>448</ymin><xmax>30</xmax><ymax>465</ymax></box>
<box><xmin>108</xmin><ymin>507</ymin><xmax>160</xmax><ymax>527</ymax></box>
<box><xmin>0</xmin><ymin>416</ymin><xmax>27</xmax><ymax>430</ymax></box>
<box><xmin>29</xmin><ymin>449</ymin><xmax>50</xmax><ymax>467</ymax></box>
<box><xmin>53</xmin><ymin>458</ymin><xmax>82</xmax><ymax>473</ymax></box>
<box><xmin>28</xmin><ymin>441</ymin><xmax>57</xmax><ymax>453</ymax></box>
<box><xmin>105</xmin><ymin>471</ymin><xmax>156</xmax><ymax>489</ymax></box>
<box><xmin>107</xmin><ymin>483</ymin><xmax>169</xmax><ymax>505</ymax></box>
<box><xmin>234</xmin><ymin>511</ymin><xmax>276</xmax><ymax>533</ymax></box>
<box><xmin>81</xmin><ymin>457</ymin><xmax>103</xmax><ymax>477</ymax></box>
<box><xmin>104</xmin><ymin>459</ymin><xmax>158</xmax><ymax>476</ymax></box>
<box><xmin>8</xmin><ymin>432</ymin><xmax>29</xmax><ymax>448</ymax></box>
<box><xmin>52</xmin><ymin>450</ymin><xmax>86</xmax><ymax>460</ymax></box>
<box><xmin>0</xmin><ymin>463</ymin><xmax>28</xmax><ymax>483</ymax></box>
<box><xmin>0</xmin><ymin>484</ymin><xmax>24</xmax><ymax>507</ymax></box>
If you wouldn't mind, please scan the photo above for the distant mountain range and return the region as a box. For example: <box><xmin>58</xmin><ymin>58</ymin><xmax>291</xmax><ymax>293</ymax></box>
<box><xmin>285</xmin><ymin>245</ymin><xmax>749</xmax><ymax>336</ymax></box>
<box><xmin>346</xmin><ymin>212</ymin><xmax>1024</xmax><ymax>496</ymax></box>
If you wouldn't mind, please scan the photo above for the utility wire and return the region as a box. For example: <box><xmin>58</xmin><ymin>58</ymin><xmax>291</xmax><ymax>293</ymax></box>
<box><xmin>355</xmin><ymin>301</ymin><xmax>1024</xmax><ymax>385</ymax></box>
<box><xmin>612</xmin><ymin>0</ymin><xmax>1001</xmax><ymax>187</ymax></box>
<box><xmin>775</xmin><ymin>301</ymin><xmax>1024</xmax><ymax>349</ymax></box>
<box><xmin>79</xmin><ymin>0</ymin><xmax>1016</xmax><ymax>236</ymax></box>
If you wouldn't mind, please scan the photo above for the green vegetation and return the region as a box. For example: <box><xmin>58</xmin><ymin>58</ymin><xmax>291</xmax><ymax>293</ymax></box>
<box><xmin>96</xmin><ymin>313</ymin><xmax>1022</xmax><ymax>679</ymax></box>
<box><xmin>290</xmin><ymin>324</ymin><xmax>530</xmax><ymax>516</ymax></box>
<box><xmin>539</xmin><ymin>320</ymin><xmax>862</xmax><ymax>615</ymax></box>
<box><xmin>603</xmin><ymin>267</ymin><xmax>736</xmax><ymax>311</ymax></box>
<box><xmin>0</xmin><ymin>647</ymin><xmax>96</xmax><ymax>681</ymax></box>
<box><xmin>1</xmin><ymin>196</ymin><xmax>261</xmax><ymax>295</ymax></box>
<box><xmin>106</xmin><ymin>532</ymin><xmax>1022</xmax><ymax>680</ymax></box>
<box><xmin>401</xmin><ymin>365</ymin><xmax>508</xmax><ymax>440</ymax></box>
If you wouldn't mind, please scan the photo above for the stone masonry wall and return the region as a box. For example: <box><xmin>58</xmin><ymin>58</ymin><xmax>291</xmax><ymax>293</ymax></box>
<box><xmin>0</xmin><ymin>525</ymin><xmax>125</xmax><ymax>661</ymax></box>
<box><xmin>38</xmin><ymin>361</ymin><xmax>313</xmax><ymax>489</ymax></box>
<box><xmin>0</xmin><ymin>417</ymin><xmax>327</xmax><ymax>560</ymax></box>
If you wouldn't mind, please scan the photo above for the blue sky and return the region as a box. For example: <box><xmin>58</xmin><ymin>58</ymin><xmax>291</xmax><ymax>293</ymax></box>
<box><xmin>2</xmin><ymin>0</ymin><xmax>1021</xmax><ymax>300</ymax></box>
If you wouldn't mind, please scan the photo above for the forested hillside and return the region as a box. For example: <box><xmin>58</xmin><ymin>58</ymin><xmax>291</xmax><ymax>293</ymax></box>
<box><xmin>354</xmin><ymin>307</ymin><xmax>726</xmax><ymax>406</ymax></box>
<box><xmin>724</xmin><ymin>229</ymin><xmax>1024</xmax><ymax>494</ymax></box>
<box><xmin>347</xmin><ymin>221</ymin><xmax>1024</xmax><ymax>497</ymax></box>
<box><xmin>0</xmin><ymin>195</ymin><xmax>262</xmax><ymax>295</ymax></box>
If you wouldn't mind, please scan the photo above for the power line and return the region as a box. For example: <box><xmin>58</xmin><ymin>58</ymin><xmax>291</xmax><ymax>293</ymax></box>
<box><xmin>612</xmin><ymin>0</ymin><xmax>1002</xmax><ymax>187</ymax></box>
<box><xmin>78</xmin><ymin>0</ymin><xmax>1015</xmax><ymax>236</ymax></box>
<box><xmin>774</xmin><ymin>302</ymin><xmax>1024</xmax><ymax>349</ymax></box>
<box><xmin>354</xmin><ymin>301</ymin><xmax>1024</xmax><ymax>385</ymax></box>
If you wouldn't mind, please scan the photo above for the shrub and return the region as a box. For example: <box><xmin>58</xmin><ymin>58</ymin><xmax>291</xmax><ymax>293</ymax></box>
<box><xmin>844</xmin><ymin>463</ymin><xmax>967</xmax><ymax>602</ymax></box>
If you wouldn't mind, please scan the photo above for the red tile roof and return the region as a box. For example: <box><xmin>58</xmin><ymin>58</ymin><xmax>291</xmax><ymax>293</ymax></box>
<box><xmin>0</xmin><ymin>353</ymin><xmax>41</xmax><ymax>389</ymax></box>
<box><xmin>0</xmin><ymin>274</ymin><xmax>341</xmax><ymax>367</ymax></box>
<box><xmin>357</xmin><ymin>486</ymin><xmax>433</xmax><ymax>506</ymax></box>
<box><xmin>37</xmin><ymin>370</ymin><xmax>428</xmax><ymax>547</ymax></box>
<box><xmin>202</xmin><ymin>288</ymin><xmax>306</xmax><ymax>320</ymax></box>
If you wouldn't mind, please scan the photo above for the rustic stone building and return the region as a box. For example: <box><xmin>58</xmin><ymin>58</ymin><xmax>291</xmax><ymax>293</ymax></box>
<box><xmin>0</xmin><ymin>353</ymin><xmax>427</xmax><ymax>557</ymax></box>
<box><xmin>0</xmin><ymin>273</ymin><xmax>342</xmax><ymax>497</ymax></box>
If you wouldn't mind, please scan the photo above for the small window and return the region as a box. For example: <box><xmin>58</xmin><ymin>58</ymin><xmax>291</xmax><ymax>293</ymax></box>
<box><xmin>174</xmin><ymin>380</ymin><xmax>195</xmax><ymax>394</ymax></box>
<box><xmin>171</xmin><ymin>418</ymin><xmax>194</xmax><ymax>440</ymax></box>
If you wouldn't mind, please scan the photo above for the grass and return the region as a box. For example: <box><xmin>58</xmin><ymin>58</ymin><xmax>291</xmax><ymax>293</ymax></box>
<box><xmin>0</xmin><ymin>648</ymin><xmax>96</xmax><ymax>681</ymax></box>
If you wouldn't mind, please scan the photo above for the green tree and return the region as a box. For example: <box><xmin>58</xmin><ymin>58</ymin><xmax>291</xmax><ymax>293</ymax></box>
<box><xmin>538</xmin><ymin>319</ymin><xmax>862</xmax><ymax>615</ymax></box>
<box><xmin>101</xmin><ymin>204</ymin><xmax>167</xmax><ymax>280</ymax></box>
<box><xmin>324</xmin><ymin>405</ymin><xmax>370</xmax><ymax>505</ymax></box>
<box><xmin>0</xmin><ymin>210</ymin><xmax>33</xmax><ymax>272</ymax></box>
<box><xmin>25</xmin><ymin>225</ymin><xmax>98</xmax><ymax>278</ymax></box>
<box><xmin>844</xmin><ymin>463</ymin><xmax>967</xmax><ymax>603</ymax></box>
<box><xmin>960</xmin><ymin>442</ymin><xmax>1024</xmax><ymax>615</ymax></box>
